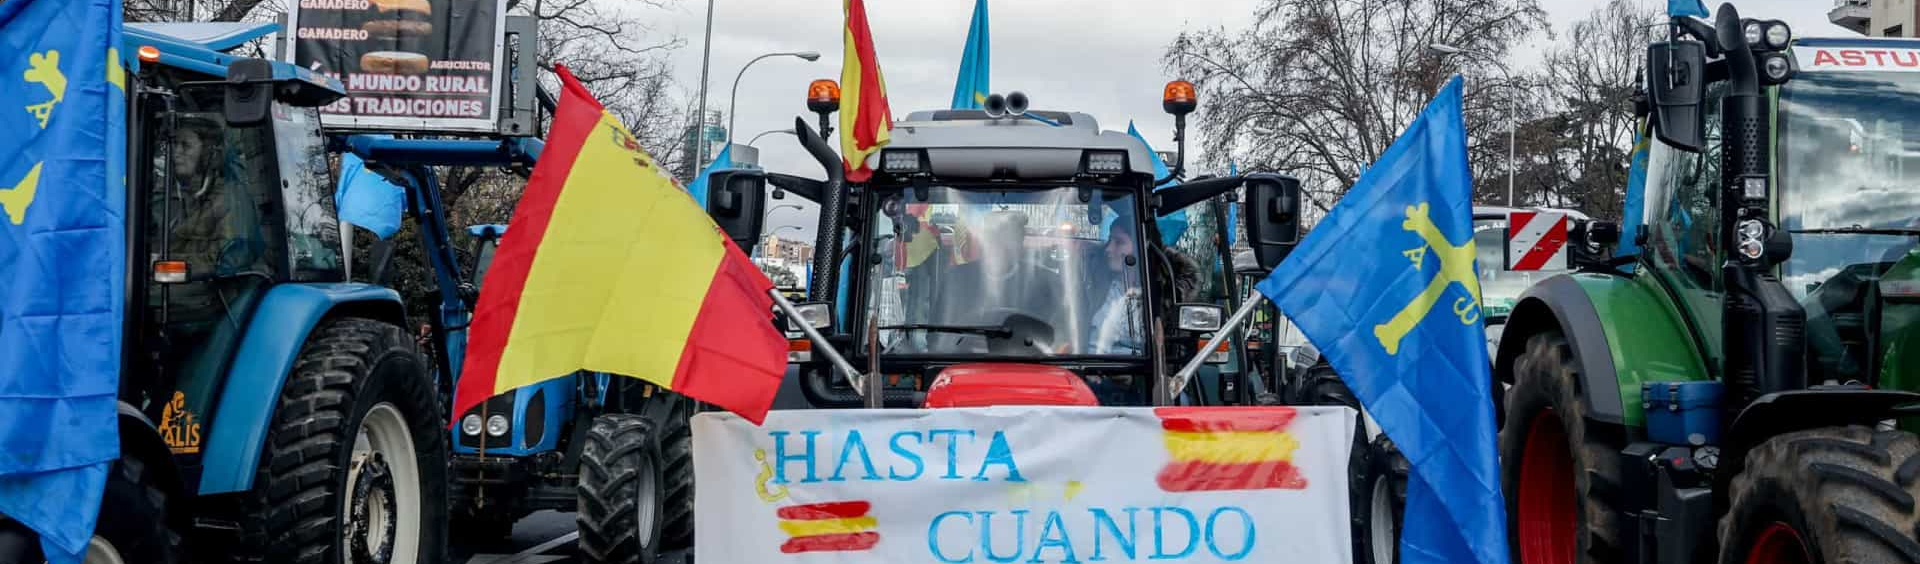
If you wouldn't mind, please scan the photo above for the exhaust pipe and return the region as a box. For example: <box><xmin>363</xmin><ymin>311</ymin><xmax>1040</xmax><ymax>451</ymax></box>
<box><xmin>1006</xmin><ymin>91</ymin><xmax>1029</xmax><ymax>116</ymax></box>
<box><xmin>982</xmin><ymin>93</ymin><xmax>1007</xmax><ymax>118</ymax></box>
<box><xmin>792</xmin><ymin>116</ymin><xmax>846</xmax><ymax>304</ymax></box>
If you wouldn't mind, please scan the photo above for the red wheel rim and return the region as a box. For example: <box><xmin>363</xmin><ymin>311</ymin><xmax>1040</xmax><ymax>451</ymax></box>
<box><xmin>1744</xmin><ymin>522</ymin><xmax>1813</xmax><ymax>564</ymax></box>
<box><xmin>1517</xmin><ymin>408</ymin><xmax>1578</xmax><ymax>564</ymax></box>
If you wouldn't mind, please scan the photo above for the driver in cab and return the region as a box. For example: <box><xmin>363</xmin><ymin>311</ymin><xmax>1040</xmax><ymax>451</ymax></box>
<box><xmin>924</xmin><ymin>212</ymin><xmax>1066</xmax><ymax>345</ymax></box>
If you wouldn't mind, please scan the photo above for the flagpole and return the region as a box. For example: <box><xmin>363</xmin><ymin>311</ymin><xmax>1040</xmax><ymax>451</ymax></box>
<box><xmin>1166</xmin><ymin>293</ymin><xmax>1267</xmax><ymax>401</ymax></box>
<box><xmin>693</xmin><ymin>0</ymin><xmax>716</xmax><ymax>174</ymax></box>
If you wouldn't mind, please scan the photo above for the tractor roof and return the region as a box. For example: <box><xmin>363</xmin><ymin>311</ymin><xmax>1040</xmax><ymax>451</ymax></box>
<box><xmin>884</xmin><ymin>109</ymin><xmax>1158</xmax><ymax>179</ymax></box>
<box><xmin>124</xmin><ymin>22</ymin><xmax>347</xmax><ymax>98</ymax></box>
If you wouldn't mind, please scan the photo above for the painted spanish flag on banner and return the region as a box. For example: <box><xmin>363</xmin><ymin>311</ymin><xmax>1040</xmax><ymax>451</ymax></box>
<box><xmin>452</xmin><ymin>65</ymin><xmax>788</xmax><ymax>425</ymax></box>
<box><xmin>840</xmin><ymin>0</ymin><xmax>893</xmax><ymax>182</ymax></box>
<box><xmin>1154</xmin><ymin>407</ymin><xmax>1308</xmax><ymax>491</ymax></box>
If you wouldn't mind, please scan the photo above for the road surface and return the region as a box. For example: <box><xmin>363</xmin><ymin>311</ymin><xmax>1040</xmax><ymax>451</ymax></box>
<box><xmin>454</xmin><ymin>510</ymin><xmax>690</xmax><ymax>564</ymax></box>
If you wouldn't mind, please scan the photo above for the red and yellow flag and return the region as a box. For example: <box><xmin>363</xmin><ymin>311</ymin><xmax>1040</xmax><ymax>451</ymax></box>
<box><xmin>452</xmin><ymin>65</ymin><xmax>788</xmax><ymax>425</ymax></box>
<box><xmin>840</xmin><ymin>0</ymin><xmax>893</xmax><ymax>182</ymax></box>
<box><xmin>1153</xmin><ymin>407</ymin><xmax>1308</xmax><ymax>492</ymax></box>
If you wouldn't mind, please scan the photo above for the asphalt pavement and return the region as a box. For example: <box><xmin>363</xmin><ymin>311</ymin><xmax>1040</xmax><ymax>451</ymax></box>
<box><xmin>454</xmin><ymin>510</ymin><xmax>690</xmax><ymax>564</ymax></box>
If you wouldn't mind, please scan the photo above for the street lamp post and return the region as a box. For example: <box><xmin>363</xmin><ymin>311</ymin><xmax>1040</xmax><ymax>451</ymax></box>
<box><xmin>1430</xmin><ymin>43</ymin><xmax>1520</xmax><ymax>208</ymax></box>
<box><xmin>728</xmin><ymin>52</ymin><xmax>821</xmax><ymax>149</ymax></box>
<box><xmin>693</xmin><ymin>0</ymin><xmax>716</xmax><ymax>177</ymax></box>
<box><xmin>748</xmin><ymin>128</ymin><xmax>798</xmax><ymax>147</ymax></box>
<box><xmin>753</xmin><ymin>207</ymin><xmax>806</xmax><ymax>257</ymax></box>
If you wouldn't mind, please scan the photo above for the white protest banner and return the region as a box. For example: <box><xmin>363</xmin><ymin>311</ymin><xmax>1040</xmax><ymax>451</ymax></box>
<box><xmin>694</xmin><ymin>405</ymin><xmax>1355</xmax><ymax>563</ymax></box>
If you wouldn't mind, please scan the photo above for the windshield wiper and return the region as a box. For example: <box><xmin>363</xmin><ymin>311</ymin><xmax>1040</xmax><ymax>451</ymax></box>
<box><xmin>879</xmin><ymin>324</ymin><xmax>1013</xmax><ymax>339</ymax></box>
<box><xmin>1790</xmin><ymin>227</ymin><xmax>1920</xmax><ymax>237</ymax></box>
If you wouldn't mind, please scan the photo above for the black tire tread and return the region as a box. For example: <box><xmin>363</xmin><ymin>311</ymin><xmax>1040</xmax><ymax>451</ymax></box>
<box><xmin>1719</xmin><ymin>426</ymin><xmax>1920</xmax><ymax>564</ymax></box>
<box><xmin>90</xmin><ymin>453</ymin><xmax>184</xmax><ymax>564</ymax></box>
<box><xmin>1498</xmin><ymin>331</ymin><xmax>1623</xmax><ymax>563</ymax></box>
<box><xmin>236</xmin><ymin>317</ymin><xmax>447</xmax><ymax>564</ymax></box>
<box><xmin>578</xmin><ymin>414</ymin><xmax>662</xmax><ymax>564</ymax></box>
<box><xmin>657</xmin><ymin>398</ymin><xmax>696</xmax><ymax>550</ymax></box>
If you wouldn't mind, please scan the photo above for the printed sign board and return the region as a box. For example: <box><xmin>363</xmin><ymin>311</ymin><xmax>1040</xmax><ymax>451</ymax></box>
<box><xmin>286</xmin><ymin>0</ymin><xmax>507</xmax><ymax>132</ymax></box>
<box><xmin>1505</xmin><ymin>210</ymin><xmax>1569</xmax><ymax>271</ymax></box>
<box><xmin>1794</xmin><ymin>45</ymin><xmax>1920</xmax><ymax>73</ymax></box>
<box><xmin>695</xmin><ymin>406</ymin><xmax>1355</xmax><ymax>563</ymax></box>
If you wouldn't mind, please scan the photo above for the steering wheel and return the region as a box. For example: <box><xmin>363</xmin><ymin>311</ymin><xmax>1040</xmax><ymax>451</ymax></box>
<box><xmin>984</xmin><ymin>308</ymin><xmax>1058</xmax><ymax>355</ymax></box>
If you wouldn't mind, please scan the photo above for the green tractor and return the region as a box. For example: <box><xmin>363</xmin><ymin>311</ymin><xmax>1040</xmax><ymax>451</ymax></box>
<box><xmin>1496</xmin><ymin>3</ymin><xmax>1920</xmax><ymax>563</ymax></box>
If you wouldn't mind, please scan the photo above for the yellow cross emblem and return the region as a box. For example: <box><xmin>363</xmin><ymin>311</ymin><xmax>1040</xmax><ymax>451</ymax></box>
<box><xmin>23</xmin><ymin>50</ymin><xmax>67</xmax><ymax>129</ymax></box>
<box><xmin>1373</xmin><ymin>202</ymin><xmax>1482</xmax><ymax>355</ymax></box>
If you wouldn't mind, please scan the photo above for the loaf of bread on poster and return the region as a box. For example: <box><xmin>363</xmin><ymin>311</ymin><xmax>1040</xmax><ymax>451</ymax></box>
<box><xmin>361</xmin><ymin>51</ymin><xmax>430</xmax><ymax>75</ymax></box>
<box><xmin>363</xmin><ymin>0</ymin><xmax>432</xmax><ymax>39</ymax></box>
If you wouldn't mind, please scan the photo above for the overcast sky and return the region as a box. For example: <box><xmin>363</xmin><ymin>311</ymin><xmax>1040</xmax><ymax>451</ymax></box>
<box><xmin>638</xmin><ymin>0</ymin><xmax>1846</xmax><ymax>240</ymax></box>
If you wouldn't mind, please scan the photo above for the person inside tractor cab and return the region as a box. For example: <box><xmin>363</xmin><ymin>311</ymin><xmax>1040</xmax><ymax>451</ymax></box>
<box><xmin>922</xmin><ymin>210</ymin><xmax>1068</xmax><ymax>350</ymax></box>
<box><xmin>146</xmin><ymin>113</ymin><xmax>275</xmax><ymax>388</ymax></box>
<box><xmin>1088</xmin><ymin>210</ymin><xmax>1144</xmax><ymax>355</ymax></box>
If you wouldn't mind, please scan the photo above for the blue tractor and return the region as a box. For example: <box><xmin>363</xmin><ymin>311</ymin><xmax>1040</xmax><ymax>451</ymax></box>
<box><xmin>340</xmin><ymin>135</ymin><xmax>697</xmax><ymax>563</ymax></box>
<box><xmin>0</xmin><ymin>22</ymin><xmax>452</xmax><ymax>564</ymax></box>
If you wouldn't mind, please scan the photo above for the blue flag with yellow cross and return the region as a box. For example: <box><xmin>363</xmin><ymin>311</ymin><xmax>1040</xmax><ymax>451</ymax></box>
<box><xmin>1253</xmin><ymin>75</ymin><xmax>1507</xmax><ymax>564</ymax></box>
<box><xmin>0</xmin><ymin>0</ymin><xmax>127</xmax><ymax>562</ymax></box>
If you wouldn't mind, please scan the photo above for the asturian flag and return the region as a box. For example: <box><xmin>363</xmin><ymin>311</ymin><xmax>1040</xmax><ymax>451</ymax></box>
<box><xmin>1252</xmin><ymin>76</ymin><xmax>1508</xmax><ymax>564</ymax></box>
<box><xmin>0</xmin><ymin>0</ymin><xmax>127</xmax><ymax>562</ymax></box>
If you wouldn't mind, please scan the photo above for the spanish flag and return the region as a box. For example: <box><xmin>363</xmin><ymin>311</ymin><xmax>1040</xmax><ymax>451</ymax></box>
<box><xmin>776</xmin><ymin>501</ymin><xmax>880</xmax><ymax>553</ymax></box>
<box><xmin>1154</xmin><ymin>407</ymin><xmax>1308</xmax><ymax>492</ymax></box>
<box><xmin>840</xmin><ymin>0</ymin><xmax>893</xmax><ymax>182</ymax></box>
<box><xmin>452</xmin><ymin>66</ymin><xmax>788</xmax><ymax>425</ymax></box>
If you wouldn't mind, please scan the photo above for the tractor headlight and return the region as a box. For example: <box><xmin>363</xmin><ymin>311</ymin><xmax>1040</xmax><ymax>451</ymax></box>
<box><xmin>460</xmin><ymin>414</ymin><xmax>483</xmax><ymax>436</ymax></box>
<box><xmin>1177</xmin><ymin>304</ymin><xmax>1225</xmax><ymax>332</ymax></box>
<box><xmin>1764</xmin><ymin>21</ymin><xmax>1792</xmax><ymax>51</ymax></box>
<box><xmin>486</xmin><ymin>414</ymin><xmax>510</xmax><ymax>437</ymax></box>
<box><xmin>1763</xmin><ymin>54</ymin><xmax>1793</xmax><ymax>83</ymax></box>
<box><xmin>1736</xmin><ymin>219</ymin><xmax>1767</xmax><ymax>260</ymax></box>
<box><xmin>1744</xmin><ymin>21</ymin><xmax>1766</xmax><ymax>49</ymax></box>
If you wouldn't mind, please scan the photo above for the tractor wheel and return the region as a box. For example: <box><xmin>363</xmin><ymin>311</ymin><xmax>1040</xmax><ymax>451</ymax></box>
<box><xmin>1498</xmin><ymin>331</ymin><xmax>1622</xmax><ymax>564</ymax></box>
<box><xmin>237</xmin><ymin>318</ymin><xmax>449</xmax><ymax>564</ymax></box>
<box><xmin>1357</xmin><ymin>433</ymin><xmax>1410</xmax><ymax>564</ymax></box>
<box><xmin>1294</xmin><ymin>362</ymin><xmax>1378</xmax><ymax>563</ymax></box>
<box><xmin>1718</xmin><ymin>426</ymin><xmax>1920</xmax><ymax>564</ymax></box>
<box><xmin>79</xmin><ymin>454</ymin><xmax>184</xmax><ymax>564</ymax></box>
<box><xmin>577</xmin><ymin>414</ymin><xmax>665</xmax><ymax>564</ymax></box>
<box><xmin>656</xmin><ymin>399</ymin><xmax>696</xmax><ymax>550</ymax></box>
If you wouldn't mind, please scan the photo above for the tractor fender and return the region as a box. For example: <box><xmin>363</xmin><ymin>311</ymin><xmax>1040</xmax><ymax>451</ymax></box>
<box><xmin>1497</xmin><ymin>273</ymin><xmax>1712</xmax><ymax>427</ymax></box>
<box><xmin>196</xmin><ymin>283</ymin><xmax>404</xmax><ymax>495</ymax></box>
<box><xmin>1498</xmin><ymin>274</ymin><xmax>1628</xmax><ymax>424</ymax></box>
<box><xmin>1712</xmin><ymin>388</ymin><xmax>1920</xmax><ymax>511</ymax></box>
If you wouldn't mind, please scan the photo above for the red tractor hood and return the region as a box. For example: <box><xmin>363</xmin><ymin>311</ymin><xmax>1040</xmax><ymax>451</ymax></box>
<box><xmin>922</xmin><ymin>363</ymin><xmax>1100</xmax><ymax>408</ymax></box>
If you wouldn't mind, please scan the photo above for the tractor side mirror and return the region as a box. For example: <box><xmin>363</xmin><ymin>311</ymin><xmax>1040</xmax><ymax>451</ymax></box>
<box><xmin>222</xmin><ymin>58</ymin><xmax>275</xmax><ymax>127</ymax></box>
<box><xmin>1241</xmin><ymin>173</ymin><xmax>1302</xmax><ymax>270</ymax></box>
<box><xmin>705</xmin><ymin>169</ymin><xmax>769</xmax><ymax>250</ymax></box>
<box><xmin>1647</xmin><ymin>41</ymin><xmax>1707</xmax><ymax>153</ymax></box>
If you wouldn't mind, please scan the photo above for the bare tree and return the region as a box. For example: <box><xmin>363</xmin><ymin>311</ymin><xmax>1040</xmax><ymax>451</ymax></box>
<box><xmin>1511</xmin><ymin>0</ymin><xmax>1661</xmax><ymax>217</ymax></box>
<box><xmin>1164</xmin><ymin>0</ymin><xmax>1547</xmax><ymax>209</ymax></box>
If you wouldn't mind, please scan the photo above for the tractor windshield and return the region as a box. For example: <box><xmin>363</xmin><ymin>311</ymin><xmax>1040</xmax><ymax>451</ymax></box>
<box><xmin>1778</xmin><ymin>70</ymin><xmax>1920</xmax><ymax>381</ymax></box>
<box><xmin>865</xmin><ymin>186</ymin><xmax>1146</xmax><ymax>357</ymax></box>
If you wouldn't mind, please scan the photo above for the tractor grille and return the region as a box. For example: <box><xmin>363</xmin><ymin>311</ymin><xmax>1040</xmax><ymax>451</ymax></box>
<box><xmin>459</xmin><ymin>391</ymin><xmax>516</xmax><ymax>450</ymax></box>
<box><xmin>523</xmin><ymin>388</ymin><xmax>546</xmax><ymax>449</ymax></box>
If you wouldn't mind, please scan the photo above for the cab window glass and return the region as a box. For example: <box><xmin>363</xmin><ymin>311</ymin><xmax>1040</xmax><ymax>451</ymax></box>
<box><xmin>1643</xmin><ymin>83</ymin><xmax>1727</xmax><ymax>363</ymax></box>
<box><xmin>274</xmin><ymin>103</ymin><xmax>344</xmax><ymax>281</ymax></box>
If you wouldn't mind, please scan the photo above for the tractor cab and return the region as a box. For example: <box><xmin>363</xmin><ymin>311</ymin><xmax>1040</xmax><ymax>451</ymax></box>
<box><xmin>122</xmin><ymin>23</ymin><xmax>350</xmax><ymax>472</ymax></box>
<box><xmin>709</xmin><ymin>86</ymin><xmax>1299</xmax><ymax>410</ymax></box>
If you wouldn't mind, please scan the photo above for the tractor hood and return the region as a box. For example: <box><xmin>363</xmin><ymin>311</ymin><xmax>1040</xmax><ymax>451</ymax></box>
<box><xmin>922</xmin><ymin>363</ymin><xmax>1099</xmax><ymax>408</ymax></box>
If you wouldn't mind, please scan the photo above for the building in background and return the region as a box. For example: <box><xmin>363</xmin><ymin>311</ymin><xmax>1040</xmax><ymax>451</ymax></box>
<box><xmin>1831</xmin><ymin>0</ymin><xmax>1918</xmax><ymax>37</ymax></box>
<box><xmin>677</xmin><ymin>110</ymin><xmax>727</xmax><ymax>180</ymax></box>
<box><xmin>760</xmin><ymin>235</ymin><xmax>814</xmax><ymax>272</ymax></box>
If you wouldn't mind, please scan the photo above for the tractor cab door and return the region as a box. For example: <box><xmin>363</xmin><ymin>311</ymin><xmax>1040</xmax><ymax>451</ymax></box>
<box><xmin>137</xmin><ymin>69</ymin><xmax>341</xmax><ymax>447</ymax></box>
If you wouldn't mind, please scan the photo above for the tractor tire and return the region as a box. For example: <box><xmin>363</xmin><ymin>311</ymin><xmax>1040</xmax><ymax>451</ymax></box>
<box><xmin>1498</xmin><ymin>331</ymin><xmax>1622</xmax><ymax>564</ymax></box>
<box><xmin>578</xmin><ymin>414</ymin><xmax>665</xmax><ymax>564</ymax></box>
<box><xmin>235</xmin><ymin>318</ymin><xmax>450</xmax><ymax>564</ymax></box>
<box><xmin>1356</xmin><ymin>433</ymin><xmax>1410</xmax><ymax>564</ymax></box>
<box><xmin>80</xmin><ymin>454</ymin><xmax>184</xmax><ymax>564</ymax></box>
<box><xmin>656</xmin><ymin>399</ymin><xmax>696</xmax><ymax>550</ymax></box>
<box><xmin>1293</xmin><ymin>362</ymin><xmax>1379</xmax><ymax>563</ymax></box>
<box><xmin>1718</xmin><ymin>426</ymin><xmax>1920</xmax><ymax>564</ymax></box>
